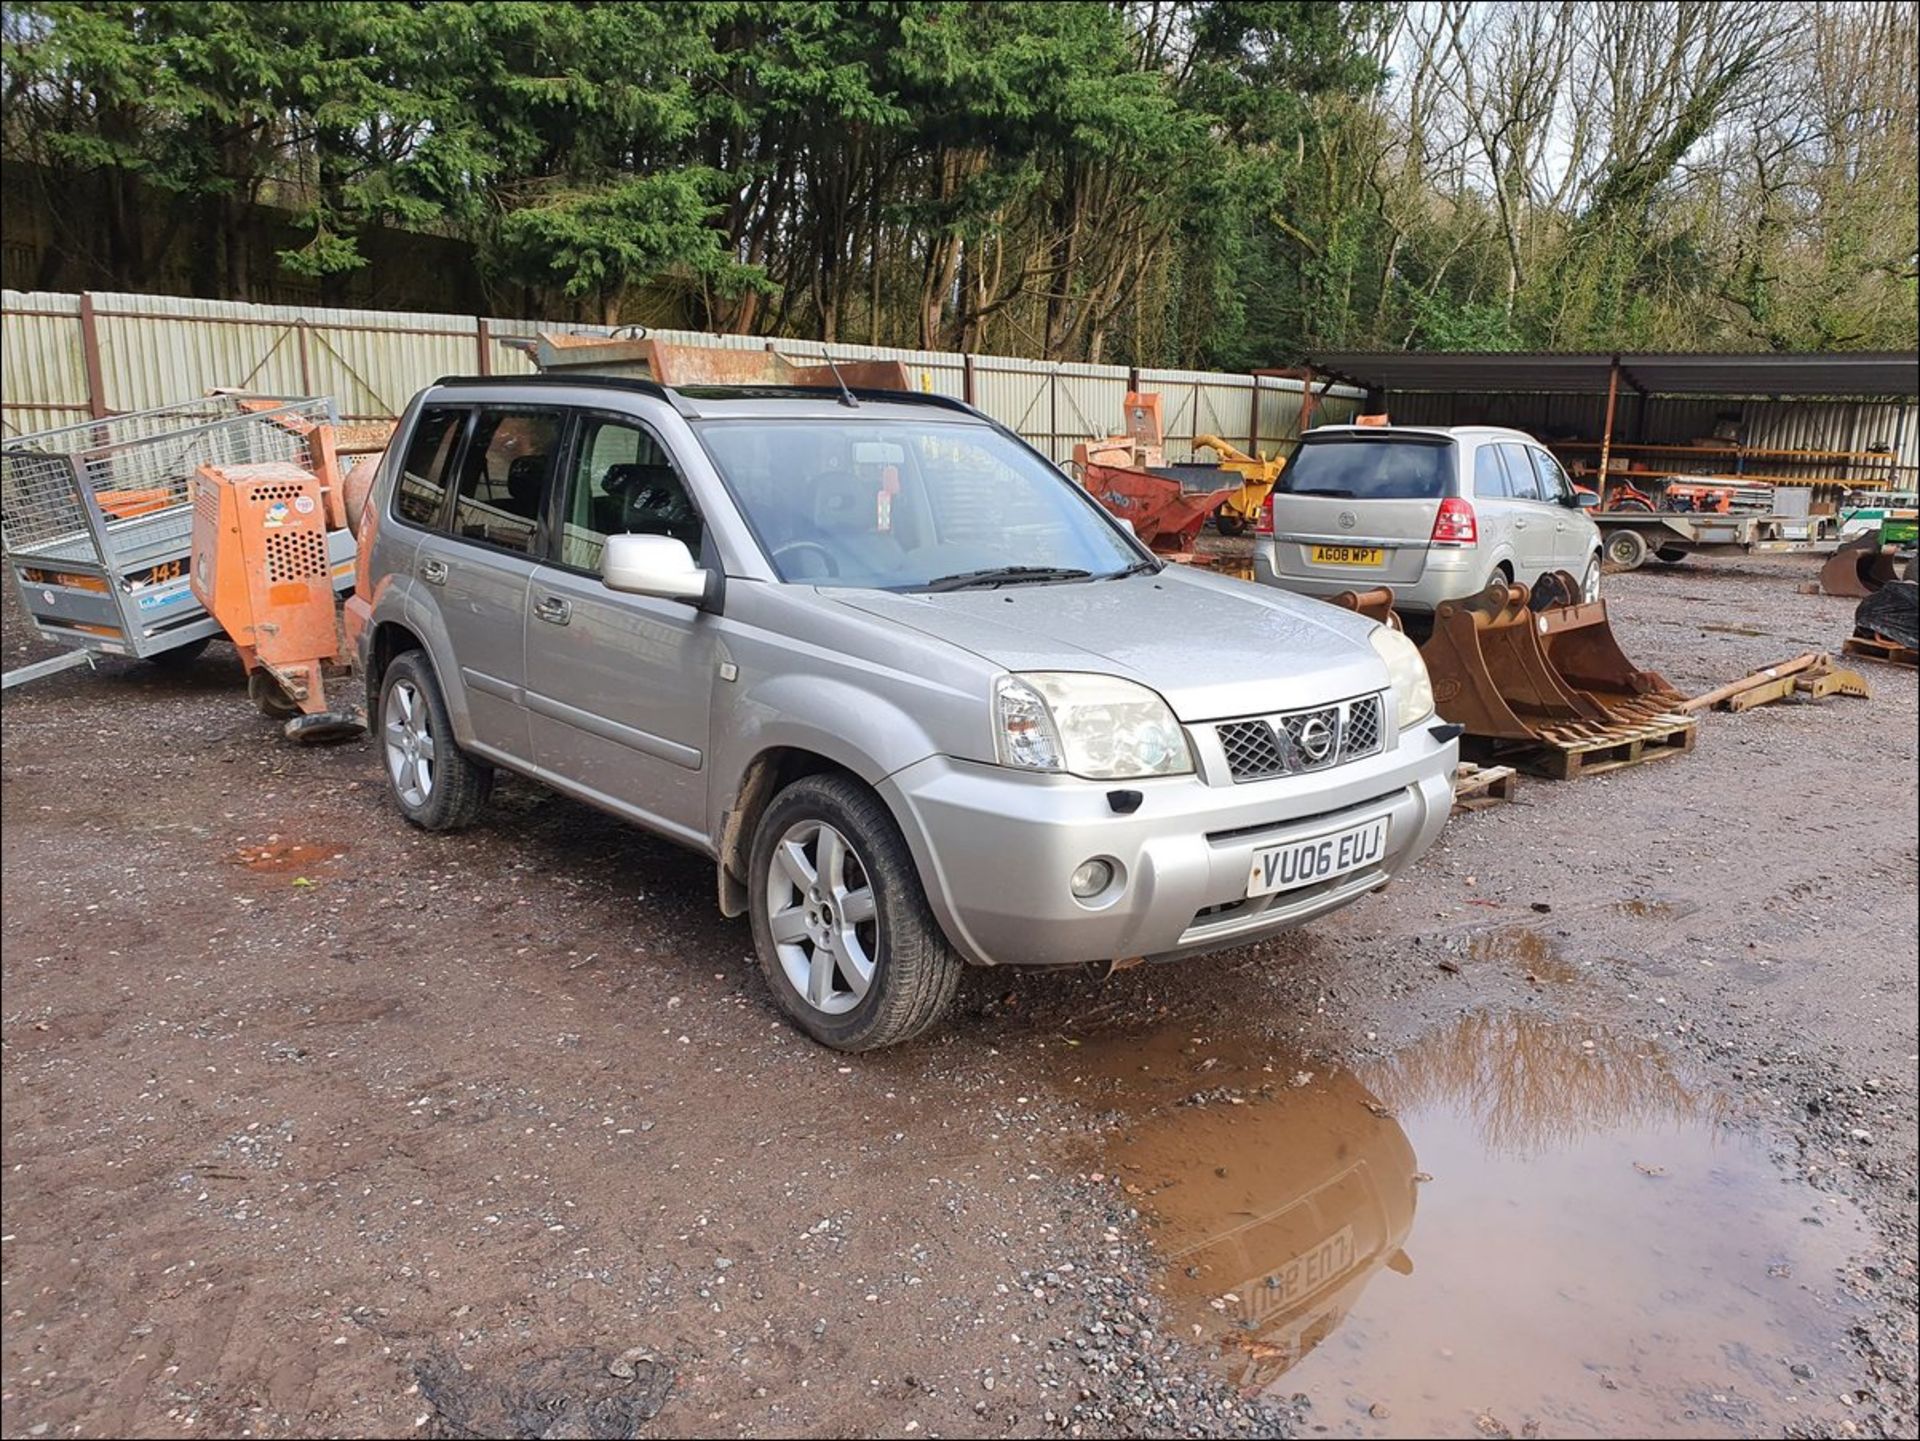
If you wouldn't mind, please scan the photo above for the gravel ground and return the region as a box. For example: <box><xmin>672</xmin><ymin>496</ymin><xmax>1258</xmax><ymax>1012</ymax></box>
<box><xmin>2</xmin><ymin>551</ymin><xmax>1914</xmax><ymax>1439</ymax></box>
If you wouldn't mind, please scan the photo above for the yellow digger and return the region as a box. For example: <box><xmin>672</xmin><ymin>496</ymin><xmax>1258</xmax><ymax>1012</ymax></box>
<box><xmin>1193</xmin><ymin>433</ymin><xmax>1284</xmax><ymax>536</ymax></box>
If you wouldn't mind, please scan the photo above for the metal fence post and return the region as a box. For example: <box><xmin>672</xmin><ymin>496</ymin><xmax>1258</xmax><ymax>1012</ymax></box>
<box><xmin>296</xmin><ymin>318</ymin><xmax>313</xmax><ymax>395</ymax></box>
<box><xmin>78</xmin><ymin>292</ymin><xmax>108</xmax><ymax>419</ymax></box>
<box><xmin>963</xmin><ymin>353</ymin><xmax>975</xmax><ymax>406</ymax></box>
<box><xmin>476</xmin><ymin>317</ymin><xmax>492</xmax><ymax>376</ymax></box>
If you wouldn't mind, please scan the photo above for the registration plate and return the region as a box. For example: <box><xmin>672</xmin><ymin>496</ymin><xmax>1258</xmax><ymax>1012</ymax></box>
<box><xmin>1309</xmin><ymin>544</ymin><xmax>1385</xmax><ymax>566</ymax></box>
<box><xmin>1247</xmin><ymin>816</ymin><xmax>1389</xmax><ymax>897</ymax></box>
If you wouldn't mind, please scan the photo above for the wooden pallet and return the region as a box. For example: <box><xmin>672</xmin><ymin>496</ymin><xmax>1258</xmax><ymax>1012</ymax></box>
<box><xmin>1451</xmin><ymin>762</ymin><xmax>1519</xmax><ymax>813</ymax></box>
<box><xmin>1842</xmin><ymin>634</ymin><xmax>1918</xmax><ymax>669</ymax></box>
<box><xmin>1466</xmin><ymin>713</ymin><xmax>1697</xmax><ymax>781</ymax></box>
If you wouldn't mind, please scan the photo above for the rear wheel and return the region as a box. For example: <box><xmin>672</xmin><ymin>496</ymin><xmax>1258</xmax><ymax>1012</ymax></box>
<box><xmin>378</xmin><ymin>650</ymin><xmax>491</xmax><ymax>831</ymax></box>
<box><xmin>143</xmin><ymin>636</ymin><xmax>213</xmax><ymax>668</ymax></box>
<box><xmin>1604</xmin><ymin>528</ymin><xmax>1650</xmax><ymax>571</ymax></box>
<box><xmin>748</xmin><ymin>773</ymin><xmax>963</xmax><ymax>1051</ymax></box>
<box><xmin>250</xmin><ymin>668</ymin><xmax>300</xmax><ymax>718</ymax></box>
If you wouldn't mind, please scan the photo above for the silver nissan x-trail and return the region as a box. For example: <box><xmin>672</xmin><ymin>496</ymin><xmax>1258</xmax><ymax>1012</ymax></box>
<box><xmin>346</xmin><ymin>376</ymin><xmax>1457</xmax><ymax>1050</ymax></box>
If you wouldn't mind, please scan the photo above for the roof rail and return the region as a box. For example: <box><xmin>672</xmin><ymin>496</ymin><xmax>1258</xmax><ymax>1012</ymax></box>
<box><xmin>429</xmin><ymin>371</ymin><xmax>700</xmax><ymax>418</ymax></box>
<box><xmin>427</xmin><ymin>373</ymin><xmax>982</xmax><ymax>422</ymax></box>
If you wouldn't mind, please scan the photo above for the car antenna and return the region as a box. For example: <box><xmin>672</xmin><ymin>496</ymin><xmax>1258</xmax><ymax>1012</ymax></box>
<box><xmin>820</xmin><ymin>348</ymin><xmax>860</xmax><ymax>409</ymax></box>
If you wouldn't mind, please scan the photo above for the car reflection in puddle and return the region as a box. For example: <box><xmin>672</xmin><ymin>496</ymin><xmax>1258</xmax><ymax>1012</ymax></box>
<box><xmin>1061</xmin><ymin>1011</ymin><xmax>1867</xmax><ymax>1438</ymax></box>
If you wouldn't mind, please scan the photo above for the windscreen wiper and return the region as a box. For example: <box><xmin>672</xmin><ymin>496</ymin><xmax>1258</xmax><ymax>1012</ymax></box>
<box><xmin>921</xmin><ymin>566</ymin><xmax>1094</xmax><ymax>592</ymax></box>
<box><xmin>1103</xmin><ymin>558</ymin><xmax>1161</xmax><ymax>579</ymax></box>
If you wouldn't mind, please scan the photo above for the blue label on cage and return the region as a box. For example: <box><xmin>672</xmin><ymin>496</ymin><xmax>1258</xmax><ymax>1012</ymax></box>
<box><xmin>137</xmin><ymin>588</ymin><xmax>191</xmax><ymax>609</ymax></box>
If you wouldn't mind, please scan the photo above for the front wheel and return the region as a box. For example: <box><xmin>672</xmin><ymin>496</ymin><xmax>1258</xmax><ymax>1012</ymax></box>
<box><xmin>1581</xmin><ymin>556</ymin><xmax>1601</xmax><ymax>601</ymax></box>
<box><xmin>748</xmin><ymin>774</ymin><xmax>964</xmax><ymax>1051</ymax></box>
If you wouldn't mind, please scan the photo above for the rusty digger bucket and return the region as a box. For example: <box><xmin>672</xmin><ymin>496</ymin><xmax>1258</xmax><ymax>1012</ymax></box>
<box><xmin>1329</xmin><ymin>585</ymin><xmax>1402</xmax><ymax>631</ymax></box>
<box><xmin>1420</xmin><ymin>578</ymin><xmax>1619</xmax><ymax>743</ymax></box>
<box><xmin>1527</xmin><ymin>570</ymin><xmax>1684</xmax><ymax>722</ymax></box>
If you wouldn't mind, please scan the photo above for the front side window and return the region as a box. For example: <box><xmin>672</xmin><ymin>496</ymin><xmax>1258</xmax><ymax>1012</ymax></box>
<box><xmin>450</xmin><ymin>409</ymin><xmax>561</xmax><ymax>556</ymax></box>
<box><xmin>555</xmin><ymin>416</ymin><xmax>704</xmax><ymax>572</ymax></box>
<box><xmin>1528</xmin><ymin>448</ymin><xmax>1575</xmax><ymax>505</ymax></box>
<box><xmin>695</xmin><ymin>418</ymin><xmax>1139</xmax><ymax>590</ymax></box>
<box><xmin>393</xmin><ymin>406</ymin><xmax>464</xmax><ymax>527</ymax></box>
<box><xmin>1277</xmin><ymin>436</ymin><xmax>1454</xmax><ymax>499</ymax></box>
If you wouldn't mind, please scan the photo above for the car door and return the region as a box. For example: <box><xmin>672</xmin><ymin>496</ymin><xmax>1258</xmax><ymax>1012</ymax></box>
<box><xmin>522</xmin><ymin>410</ymin><xmax>718</xmax><ymax>844</ymax></box>
<box><xmin>414</xmin><ymin>405</ymin><xmax>564</xmax><ymax>763</ymax></box>
<box><xmin>1526</xmin><ymin>447</ymin><xmax>1591</xmax><ymax>573</ymax></box>
<box><xmin>1468</xmin><ymin>441</ymin><xmax>1521</xmax><ymax>567</ymax></box>
<box><xmin>1494</xmin><ymin>442</ymin><xmax>1555</xmax><ymax>579</ymax></box>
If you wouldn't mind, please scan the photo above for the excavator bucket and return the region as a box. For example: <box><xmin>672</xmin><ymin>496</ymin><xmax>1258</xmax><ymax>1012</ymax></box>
<box><xmin>1419</xmin><ymin>578</ymin><xmax>1613</xmax><ymax>742</ymax></box>
<box><xmin>1820</xmin><ymin>541</ymin><xmax>1902</xmax><ymax>597</ymax></box>
<box><xmin>1528</xmin><ymin>570</ymin><xmax>1682</xmax><ymax>722</ymax></box>
<box><xmin>1328</xmin><ymin>586</ymin><xmax>1403</xmax><ymax>631</ymax></box>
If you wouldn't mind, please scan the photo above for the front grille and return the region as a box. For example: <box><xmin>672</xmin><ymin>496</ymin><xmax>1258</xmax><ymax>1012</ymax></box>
<box><xmin>1214</xmin><ymin>694</ymin><xmax>1385</xmax><ymax>783</ymax></box>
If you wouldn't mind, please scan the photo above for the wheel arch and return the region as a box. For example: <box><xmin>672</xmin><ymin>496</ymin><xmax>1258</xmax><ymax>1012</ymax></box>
<box><xmin>717</xmin><ymin>746</ymin><xmax>870</xmax><ymax>918</ymax></box>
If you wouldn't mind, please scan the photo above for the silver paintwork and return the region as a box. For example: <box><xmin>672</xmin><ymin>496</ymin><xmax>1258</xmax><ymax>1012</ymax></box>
<box><xmin>355</xmin><ymin>383</ymin><xmax>1458</xmax><ymax>969</ymax></box>
<box><xmin>1253</xmin><ymin>425</ymin><xmax>1602</xmax><ymax>612</ymax></box>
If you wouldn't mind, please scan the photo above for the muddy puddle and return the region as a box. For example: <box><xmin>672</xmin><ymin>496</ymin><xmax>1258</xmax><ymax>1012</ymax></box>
<box><xmin>1055</xmin><ymin>1013</ymin><xmax>1866</xmax><ymax>1438</ymax></box>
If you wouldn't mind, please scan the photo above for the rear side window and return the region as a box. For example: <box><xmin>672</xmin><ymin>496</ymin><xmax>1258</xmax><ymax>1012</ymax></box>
<box><xmin>1497</xmin><ymin>443</ymin><xmax>1543</xmax><ymax>500</ymax></box>
<box><xmin>1279</xmin><ymin>437</ymin><xmax>1453</xmax><ymax>500</ymax></box>
<box><xmin>450</xmin><ymin>409</ymin><xmax>563</xmax><ymax>556</ymax></box>
<box><xmin>394</xmin><ymin>407</ymin><xmax>464</xmax><ymax>527</ymax></box>
<box><xmin>1473</xmin><ymin>445</ymin><xmax>1515</xmax><ymax>499</ymax></box>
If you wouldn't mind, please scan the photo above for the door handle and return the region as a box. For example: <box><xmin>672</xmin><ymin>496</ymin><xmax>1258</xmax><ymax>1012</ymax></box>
<box><xmin>533</xmin><ymin>594</ymin><xmax>573</xmax><ymax>626</ymax></box>
<box><xmin>420</xmin><ymin>557</ymin><xmax>449</xmax><ymax>585</ymax></box>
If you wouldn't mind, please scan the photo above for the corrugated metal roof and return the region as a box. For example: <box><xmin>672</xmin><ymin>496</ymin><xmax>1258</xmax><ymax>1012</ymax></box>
<box><xmin>1309</xmin><ymin>351</ymin><xmax>1920</xmax><ymax>399</ymax></box>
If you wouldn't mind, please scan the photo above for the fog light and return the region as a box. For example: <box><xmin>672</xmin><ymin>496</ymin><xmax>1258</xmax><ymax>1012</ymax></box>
<box><xmin>1071</xmin><ymin>859</ymin><xmax>1114</xmax><ymax>898</ymax></box>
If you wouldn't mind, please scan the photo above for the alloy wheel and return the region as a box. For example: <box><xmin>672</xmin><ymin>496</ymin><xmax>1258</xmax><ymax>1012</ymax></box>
<box><xmin>764</xmin><ymin>819</ymin><xmax>880</xmax><ymax>1015</ymax></box>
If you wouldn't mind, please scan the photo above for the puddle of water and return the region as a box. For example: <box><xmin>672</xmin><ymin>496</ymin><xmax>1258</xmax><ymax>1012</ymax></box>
<box><xmin>1062</xmin><ymin>1014</ymin><xmax>1866</xmax><ymax>1438</ymax></box>
<box><xmin>234</xmin><ymin>840</ymin><xmax>347</xmax><ymax>873</ymax></box>
<box><xmin>1464</xmin><ymin>927</ymin><xmax>1581</xmax><ymax>983</ymax></box>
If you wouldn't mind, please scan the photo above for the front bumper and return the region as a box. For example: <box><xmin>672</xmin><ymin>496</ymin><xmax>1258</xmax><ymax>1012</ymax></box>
<box><xmin>1253</xmin><ymin>544</ymin><xmax>1484</xmax><ymax>613</ymax></box>
<box><xmin>880</xmin><ymin>723</ymin><xmax>1457</xmax><ymax>968</ymax></box>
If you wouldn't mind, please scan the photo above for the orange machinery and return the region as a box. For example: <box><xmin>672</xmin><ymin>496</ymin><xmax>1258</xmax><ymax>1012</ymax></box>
<box><xmin>189</xmin><ymin>404</ymin><xmax>389</xmax><ymax>741</ymax></box>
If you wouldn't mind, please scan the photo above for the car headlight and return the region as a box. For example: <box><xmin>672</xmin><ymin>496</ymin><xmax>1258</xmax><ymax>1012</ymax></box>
<box><xmin>1370</xmin><ymin>625</ymin><xmax>1435</xmax><ymax>728</ymax></box>
<box><xmin>993</xmin><ymin>672</ymin><xmax>1193</xmax><ymax>779</ymax></box>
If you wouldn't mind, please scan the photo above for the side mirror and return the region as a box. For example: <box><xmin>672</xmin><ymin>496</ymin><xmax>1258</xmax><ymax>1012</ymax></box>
<box><xmin>602</xmin><ymin>533</ymin><xmax>711</xmax><ymax>604</ymax></box>
<box><xmin>1573</xmin><ymin>490</ymin><xmax>1601</xmax><ymax>509</ymax></box>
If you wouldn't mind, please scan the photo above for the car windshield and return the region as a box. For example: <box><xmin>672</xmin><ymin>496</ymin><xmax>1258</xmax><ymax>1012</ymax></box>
<box><xmin>694</xmin><ymin>417</ymin><xmax>1144</xmax><ymax>589</ymax></box>
<box><xmin>1278</xmin><ymin>435</ymin><xmax>1454</xmax><ymax>500</ymax></box>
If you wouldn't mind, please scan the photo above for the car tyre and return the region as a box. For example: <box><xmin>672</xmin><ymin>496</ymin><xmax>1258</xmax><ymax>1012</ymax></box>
<box><xmin>748</xmin><ymin>773</ymin><xmax>963</xmax><ymax>1051</ymax></box>
<box><xmin>1582</xmin><ymin>555</ymin><xmax>1602</xmax><ymax>601</ymax></box>
<box><xmin>1603</xmin><ymin>528</ymin><xmax>1649</xmax><ymax>571</ymax></box>
<box><xmin>379</xmin><ymin>650</ymin><xmax>491</xmax><ymax>831</ymax></box>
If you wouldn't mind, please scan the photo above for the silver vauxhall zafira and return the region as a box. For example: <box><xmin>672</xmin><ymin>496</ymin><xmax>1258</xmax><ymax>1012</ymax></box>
<box><xmin>345</xmin><ymin>377</ymin><xmax>1458</xmax><ymax>1050</ymax></box>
